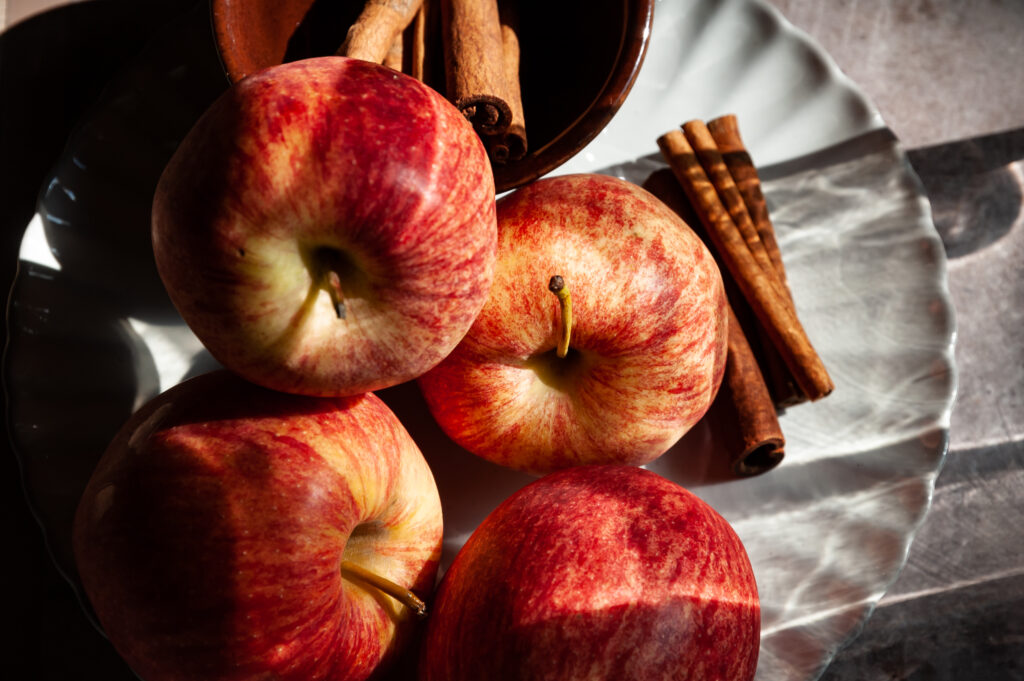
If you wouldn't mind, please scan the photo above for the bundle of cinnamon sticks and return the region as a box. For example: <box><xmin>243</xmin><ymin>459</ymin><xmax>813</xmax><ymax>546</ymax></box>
<box><xmin>337</xmin><ymin>0</ymin><xmax>527</xmax><ymax>165</ymax></box>
<box><xmin>652</xmin><ymin>115</ymin><xmax>834</xmax><ymax>477</ymax></box>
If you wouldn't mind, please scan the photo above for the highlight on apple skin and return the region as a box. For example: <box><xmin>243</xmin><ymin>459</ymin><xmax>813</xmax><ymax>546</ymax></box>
<box><xmin>152</xmin><ymin>56</ymin><xmax>497</xmax><ymax>398</ymax></box>
<box><xmin>72</xmin><ymin>370</ymin><xmax>443</xmax><ymax>681</ymax></box>
<box><xmin>419</xmin><ymin>464</ymin><xmax>760</xmax><ymax>681</ymax></box>
<box><xmin>418</xmin><ymin>173</ymin><xmax>729</xmax><ymax>475</ymax></box>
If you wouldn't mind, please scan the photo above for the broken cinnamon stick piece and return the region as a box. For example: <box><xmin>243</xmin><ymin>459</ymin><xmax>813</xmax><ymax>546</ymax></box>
<box><xmin>657</xmin><ymin>129</ymin><xmax>834</xmax><ymax>401</ymax></box>
<box><xmin>484</xmin><ymin>4</ymin><xmax>527</xmax><ymax>163</ymax></box>
<box><xmin>442</xmin><ymin>0</ymin><xmax>512</xmax><ymax>134</ymax></box>
<box><xmin>338</xmin><ymin>0</ymin><xmax>424</xmax><ymax>65</ymax></box>
<box><xmin>708</xmin><ymin>114</ymin><xmax>788</xmax><ymax>285</ymax></box>
<box><xmin>717</xmin><ymin>305</ymin><xmax>786</xmax><ymax>475</ymax></box>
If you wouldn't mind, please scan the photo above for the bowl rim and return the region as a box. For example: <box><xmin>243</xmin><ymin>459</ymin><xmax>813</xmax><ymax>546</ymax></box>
<box><xmin>493</xmin><ymin>0</ymin><xmax>655</xmax><ymax>192</ymax></box>
<box><xmin>208</xmin><ymin>0</ymin><xmax>655</xmax><ymax>192</ymax></box>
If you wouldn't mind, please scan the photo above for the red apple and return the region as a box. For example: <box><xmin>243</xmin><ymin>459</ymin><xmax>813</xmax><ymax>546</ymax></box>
<box><xmin>72</xmin><ymin>370</ymin><xmax>443</xmax><ymax>681</ymax></box>
<box><xmin>418</xmin><ymin>173</ymin><xmax>728</xmax><ymax>474</ymax></box>
<box><xmin>152</xmin><ymin>57</ymin><xmax>497</xmax><ymax>397</ymax></box>
<box><xmin>419</xmin><ymin>465</ymin><xmax>760</xmax><ymax>681</ymax></box>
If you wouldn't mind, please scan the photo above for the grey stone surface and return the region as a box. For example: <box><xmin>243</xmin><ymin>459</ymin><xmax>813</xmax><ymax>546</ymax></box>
<box><xmin>769</xmin><ymin>2</ymin><xmax>1024</xmax><ymax>679</ymax></box>
<box><xmin>771</xmin><ymin>0</ymin><xmax>1024</xmax><ymax>149</ymax></box>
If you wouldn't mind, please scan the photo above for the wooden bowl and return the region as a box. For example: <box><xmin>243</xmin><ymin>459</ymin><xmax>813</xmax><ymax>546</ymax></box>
<box><xmin>210</xmin><ymin>0</ymin><xmax>654</xmax><ymax>193</ymax></box>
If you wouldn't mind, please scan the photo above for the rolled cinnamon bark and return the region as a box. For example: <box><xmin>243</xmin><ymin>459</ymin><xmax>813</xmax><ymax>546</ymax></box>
<box><xmin>383</xmin><ymin>32</ymin><xmax>404</xmax><ymax>71</ymax></box>
<box><xmin>643</xmin><ymin>169</ymin><xmax>784</xmax><ymax>476</ymax></box>
<box><xmin>484</xmin><ymin>3</ymin><xmax>527</xmax><ymax>163</ymax></box>
<box><xmin>697</xmin><ymin>117</ymin><xmax>804</xmax><ymax>406</ymax></box>
<box><xmin>716</xmin><ymin>305</ymin><xmax>786</xmax><ymax>475</ymax></box>
<box><xmin>338</xmin><ymin>0</ymin><xmax>424</xmax><ymax>64</ymax></box>
<box><xmin>441</xmin><ymin>0</ymin><xmax>512</xmax><ymax>133</ymax></box>
<box><xmin>657</xmin><ymin>128</ymin><xmax>834</xmax><ymax>401</ymax></box>
<box><xmin>708</xmin><ymin>114</ymin><xmax>787</xmax><ymax>284</ymax></box>
<box><xmin>410</xmin><ymin>0</ymin><xmax>431</xmax><ymax>81</ymax></box>
<box><xmin>682</xmin><ymin>120</ymin><xmax>788</xmax><ymax>303</ymax></box>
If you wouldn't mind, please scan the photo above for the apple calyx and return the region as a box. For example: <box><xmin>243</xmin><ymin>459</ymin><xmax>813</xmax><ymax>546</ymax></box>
<box><xmin>548</xmin><ymin>275</ymin><xmax>573</xmax><ymax>358</ymax></box>
<box><xmin>340</xmin><ymin>560</ymin><xmax>428</xmax><ymax>619</ymax></box>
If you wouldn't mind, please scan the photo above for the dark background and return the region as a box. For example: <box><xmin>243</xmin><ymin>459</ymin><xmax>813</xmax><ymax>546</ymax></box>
<box><xmin>3</xmin><ymin>3</ymin><xmax>200</xmax><ymax>678</ymax></box>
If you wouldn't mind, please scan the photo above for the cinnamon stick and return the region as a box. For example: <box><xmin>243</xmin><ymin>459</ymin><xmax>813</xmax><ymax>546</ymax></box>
<box><xmin>441</xmin><ymin>0</ymin><xmax>512</xmax><ymax>134</ymax></box>
<box><xmin>643</xmin><ymin>162</ymin><xmax>802</xmax><ymax>409</ymax></box>
<box><xmin>716</xmin><ymin>305</ymin><xmax>786</xmax><ymax>475</ymax></box>
<box><xmin>657</xmin><ymin>128</ymin><xmax>834</xmax><ymax>401</ymax></box>
<box><xmin>410</xmin><ymin>0</ymin><xmax>432</xmax><ymax>82</ymax></box>
<box><xmin>682</xmin><ymin>120</ymin><xmax>788</xmax><ymax>304</ymax></box>
<box><xmin>708</xmin><ymin>114</ymin><xmax>787</xmax><ymax>285</ymax></box>
<box><xmin>484</xmin><ymin>3</ymin><xmax>527</xmax><ymax>163</ymax></box>
<box><xmin>383</xmin><ymin>33</ymin><xmax>404</xmax><ymax>71</ymax></box>
<box><xmin>643</xmin><ymin>169</ymin><xmax>784</xmax><ymax>476</ymax></box>
<box><xmin>338</xmin><ymin>0</ymin><xmax>424</xmax><ymax>65</ymax></box>
<box><xmin>691</xmin><ymin>117</ymin><xmax>803</xmax><ymax>406</ymax></box>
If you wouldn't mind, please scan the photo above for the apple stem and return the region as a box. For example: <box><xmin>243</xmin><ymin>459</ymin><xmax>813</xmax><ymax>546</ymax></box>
<box><xmin>548</xmin><ymin>275</ymin><xmax>573</xmax><ymax>358</ymax></box>
<box><xmin>340</xmin><ymin>560</ymin><xmax>427</xmax><ymax>619</ymax></box>
<box><xmin>325</xmin><ymin>270</ymin><xmax>346</xmax><ymax>320</ymax></box>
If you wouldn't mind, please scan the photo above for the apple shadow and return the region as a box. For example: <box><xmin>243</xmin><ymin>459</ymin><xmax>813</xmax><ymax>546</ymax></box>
<box><xmin>376</xmin><ymin>380</ymin><xmax>535</xmax><ymax>573</ymax></box>
<box><xmin>3</xmin><ymin>5</ymin><xmax>229</xmax><ymax>678</ymax></box>
<box><xmin>648</xmin><ymin>416</ymin><xmax>740</xmax><ymax>487</ymax></box>
<box><xmin>6</xmin><ymin>0</ymin><xmax>255</xmax><ymax>608</ymax></box>
<box><xmin>376</xmin><ymin>374</ymin><xmax>752</xmax><ymax>579</ymax></box>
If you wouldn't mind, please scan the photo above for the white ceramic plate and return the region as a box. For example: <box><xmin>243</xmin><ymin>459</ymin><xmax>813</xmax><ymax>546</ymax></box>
<box><xmin>6</xmin><ymin>1</ymin><xmax>956</xmax><ymax>680</ymax></box>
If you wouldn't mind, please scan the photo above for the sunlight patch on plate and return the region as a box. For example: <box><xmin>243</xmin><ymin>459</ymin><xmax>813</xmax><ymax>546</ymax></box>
<box><xmin>125</xmin><ymin>318</ymin><xmax>205</xmax><ymax>395</ymax></box>
<box><xmin>19</xmin><ymin>213</ymin><xmax>62</xmax><ymax>271</ymax></box>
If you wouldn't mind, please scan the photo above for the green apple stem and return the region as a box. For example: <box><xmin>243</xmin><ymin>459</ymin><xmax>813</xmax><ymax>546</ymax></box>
<box><xmin>548</xmin><ymin>274</ymin><xmax>573</xmax><ymax>358</ymax></box>
<box><xmin>548</xmin><ymin>275</ymin><xmax>573</xmax><ymax>358</ymax></box>
<box><xmin>340</xmin><ymin>560</ymin><xmax>428</xmax><ymax>619</ymax></box>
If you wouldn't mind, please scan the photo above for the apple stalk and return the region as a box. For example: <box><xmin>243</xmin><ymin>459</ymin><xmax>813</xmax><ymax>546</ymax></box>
<box><xmin>340</xmin><ymin>560</ymin><xmax>428</xmax><ymax>619</ymax></box>
<box><xmin>323</xmin><ymin>269</ymin><xmax>347</xmax><ymax>320</ymax></box>
<box><xmin>548</xmin><ymin>275</ymin><xmax>573</xmax><ymax>358</ymax></box>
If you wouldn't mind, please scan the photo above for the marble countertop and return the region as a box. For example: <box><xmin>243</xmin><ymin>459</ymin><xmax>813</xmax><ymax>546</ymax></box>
<box><xmin>3</xmin><ymin>1</ymin><xmax>1021</xmax><ymax>679</ymax></box>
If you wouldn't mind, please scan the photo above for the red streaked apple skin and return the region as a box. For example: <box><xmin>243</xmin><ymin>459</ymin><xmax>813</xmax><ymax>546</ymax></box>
<box><xmin>418</xmin><ymin>174</ymin><xmax>728</xmax><ymax>474</ymax></box>
<box><xmin>419</xmin><ymin>465</ymin><xmax>760</xmax><ymax>681</ymax></box>
<box><xmin>152</xmin><ymin>56</ymin><xmax>497</xmax><ymax>397</ymax></box>
<box><xmin>72</xmin><ymin>370</ymin><xmax>443</xmax><ymax>681</ymax></box>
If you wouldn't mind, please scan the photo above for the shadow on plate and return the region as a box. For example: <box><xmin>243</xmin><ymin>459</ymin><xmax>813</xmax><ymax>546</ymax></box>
<box><xmin>0</xmin><ymin>0</ymin><xmax>199</xmax><ymax>292</ymax></box>
<box><xmin>26</xmin><ymin>1</ymin><xmax>227</xmax><ymax>323</ymax></box>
